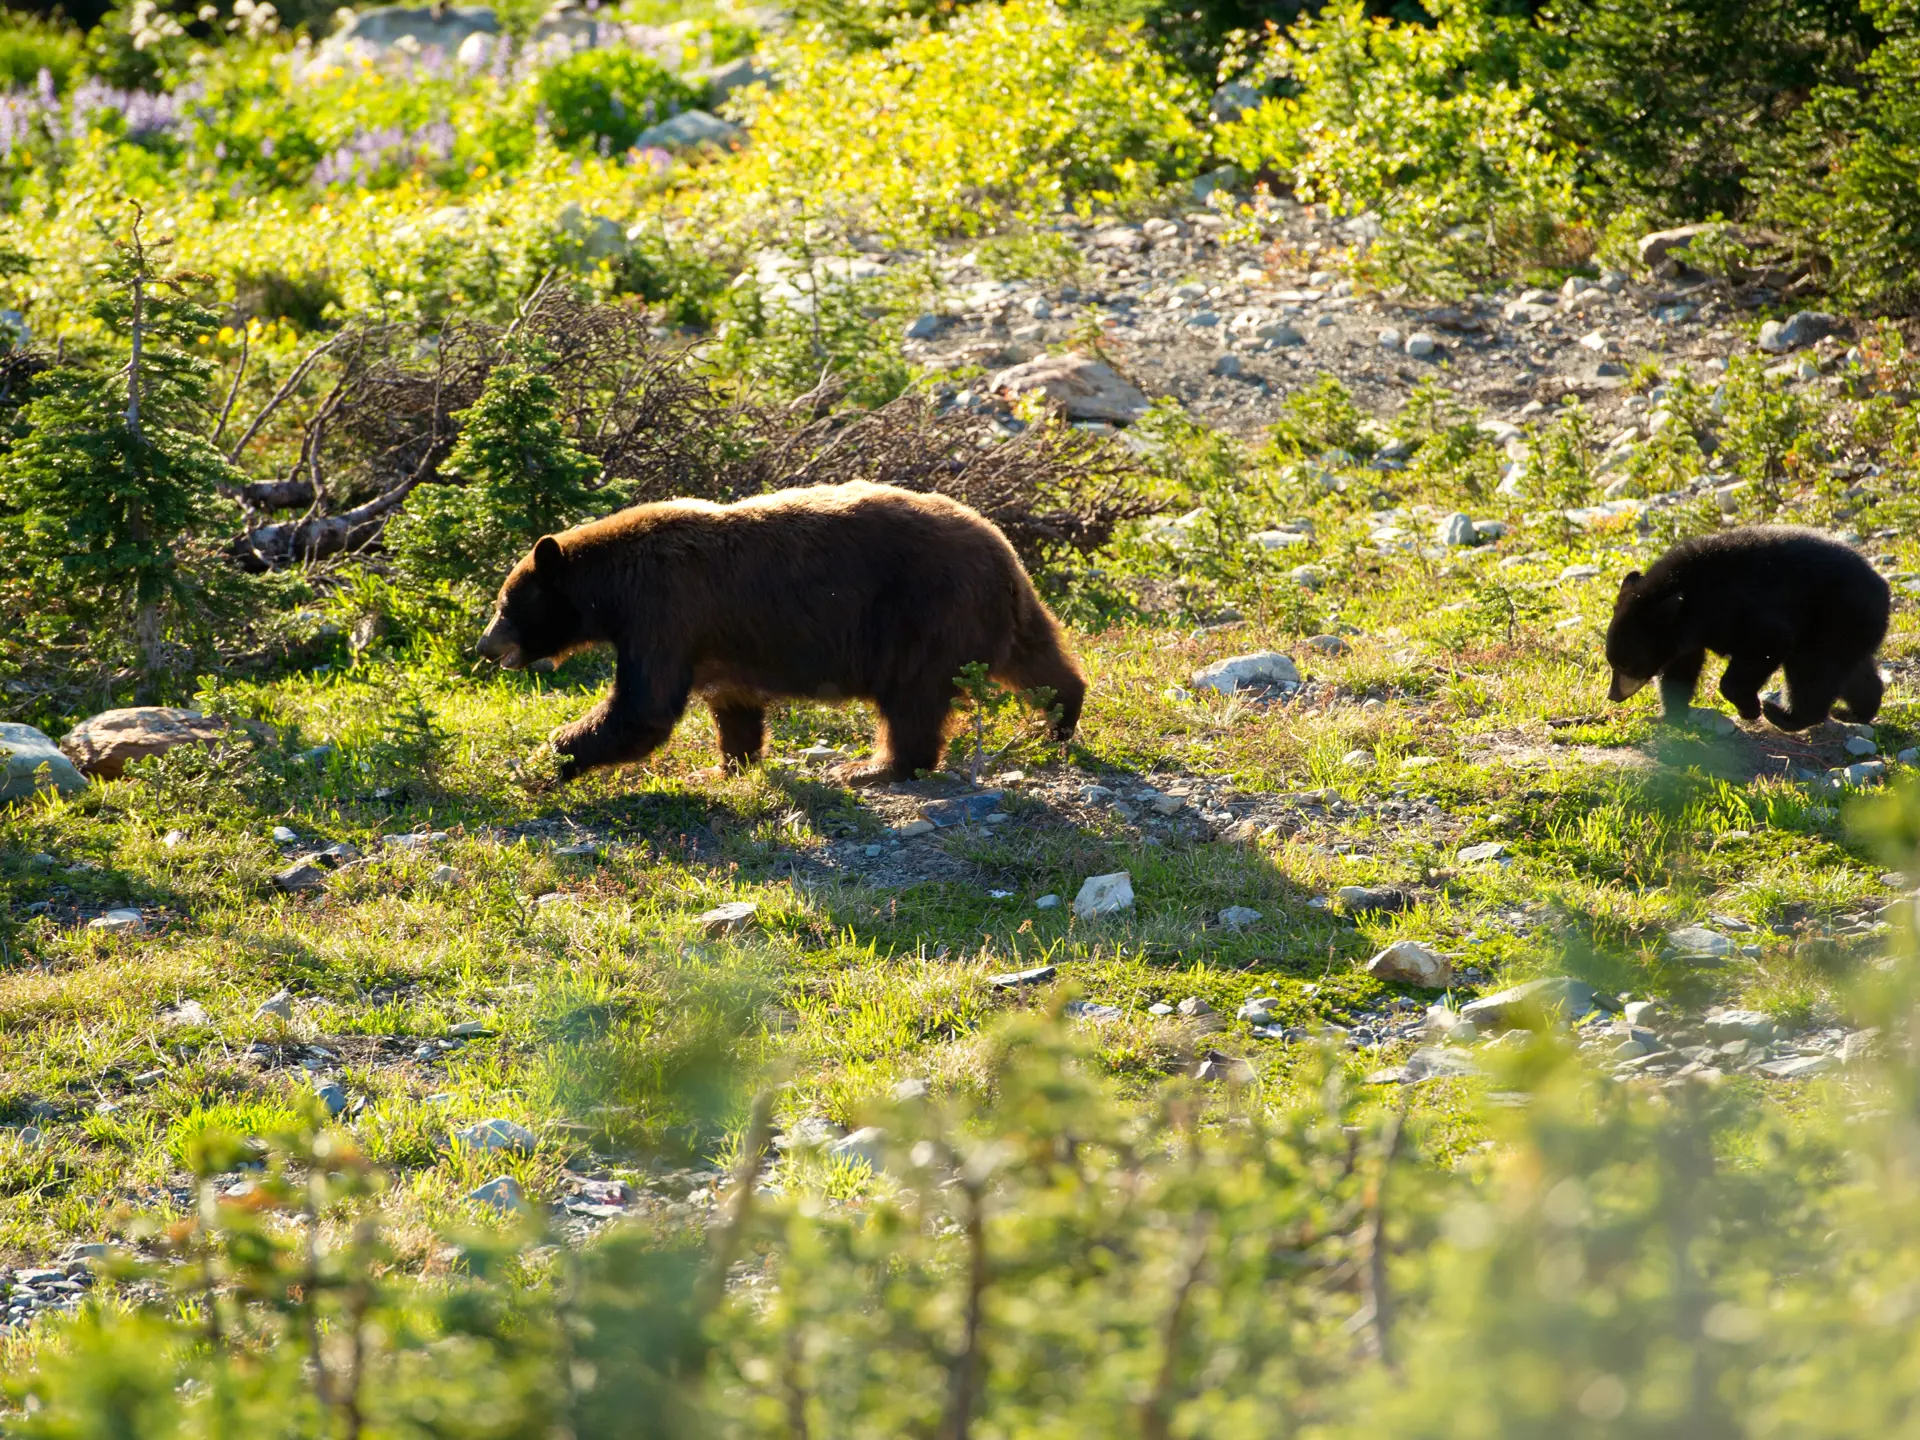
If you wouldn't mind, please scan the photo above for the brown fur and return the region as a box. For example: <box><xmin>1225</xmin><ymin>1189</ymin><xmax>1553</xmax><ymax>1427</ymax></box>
<box><xmin>475</xmin><ymin>481</ymin><xmax>1086</xmax><ymax>782</ymax></box>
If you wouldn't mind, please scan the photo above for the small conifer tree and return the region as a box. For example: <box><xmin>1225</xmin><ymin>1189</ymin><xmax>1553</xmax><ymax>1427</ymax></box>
<box><xmin>387</xmin><ymin>355</ymin><xmax>602</xmax><ymax>586</ymax></box>
<box><xmin>0</xmin><ymin>207</ymin><xmax>241</xmax><ymax>695</ymax></box>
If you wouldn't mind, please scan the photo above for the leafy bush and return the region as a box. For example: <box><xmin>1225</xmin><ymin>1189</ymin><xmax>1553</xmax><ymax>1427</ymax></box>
<box><xmin>1216</xmin><ymin>0</ymin><xmax>1581</xmax><ymax>280</ymax></box>
<box><xmin>1758</xmin><ymin>0</ymin><xmax>1920</xmax><ymax>308</ymax></box>
<box><xmin>0</xmin><ymin>16</ymin><xmax>84</xmax><ymax>92</ymax></box>
<box><xmin>719</xmin><ymin>0</ymin><xmax>1208</xmax><ymax>244</ymax></box>
<box><xmin>535</xmin><ymin>48</ymin><xmax>700</xmax><ymax>154</ymax></box>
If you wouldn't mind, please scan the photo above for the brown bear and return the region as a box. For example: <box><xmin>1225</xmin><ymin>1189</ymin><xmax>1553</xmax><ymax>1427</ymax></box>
<box><xmin>474</xmin><ymin>481</ymin><xmax>1086</xmax><ymax>783</ymax></box>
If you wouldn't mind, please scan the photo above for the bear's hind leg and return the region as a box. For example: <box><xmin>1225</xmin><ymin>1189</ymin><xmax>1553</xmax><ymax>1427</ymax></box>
<box><xmin>709</xmin><ymin>696</ymin><xmax>768</xmax><ymax>773</ymax></box>
<box><xmin>875</xmin><ymin>688</ymin><xmax>954</xmax><ymax>782</ymax></box>
<box><xmin>1761</xmin><ymin>654</ymin><xmax>1849</xmax><ymax>732</ymax></box>
<box><xmin>1717</xmin><ymin>652</ymin><xmax>1777</xmax><ymax>723</ymax></box>
<box><xmin>1658</xmin><ymin>647</ymin><xmax>1707</xmax><ymax>721</ymax></box>
<box><xmin>1835</xmin><ymin>657</ymin><xmax>1885</xmax><ymax>724</ymax></box>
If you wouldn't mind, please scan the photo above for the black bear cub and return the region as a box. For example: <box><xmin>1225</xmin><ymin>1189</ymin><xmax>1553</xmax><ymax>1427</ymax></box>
<box><xmin>1605</xmin><ymin>525</ymin><xmax>1889</xmax><ymax>732</ymax></box>
<box><xmin>475</xmin><ymin>481</ymin><xmax>1086</xmax><ymax>783</ymax></box>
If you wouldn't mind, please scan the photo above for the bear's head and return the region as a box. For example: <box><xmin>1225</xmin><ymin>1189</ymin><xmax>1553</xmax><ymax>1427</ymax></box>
<box><xmin>1604</xmin><ymin>570</ymin><xmax>1683</xmax><ymax>701</ymax></box>
<box><xmin>476</xmin><ymin>536</ymin><xmax>586</xmax><ymax>670</ymax></box>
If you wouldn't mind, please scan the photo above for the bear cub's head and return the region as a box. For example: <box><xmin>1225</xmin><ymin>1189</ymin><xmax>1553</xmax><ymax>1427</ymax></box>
<box><xmin>1604</xmin><ymin>569</ymin><xmax>1684</xmax><ymax>702</ymax></box>
<box><xmin>476</xmin><ymin>536</ymin><xmax>585</xmax><ymax>671</ymax></box>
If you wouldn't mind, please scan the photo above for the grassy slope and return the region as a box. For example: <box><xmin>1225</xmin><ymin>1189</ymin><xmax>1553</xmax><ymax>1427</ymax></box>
<box><xmin>1</xmin><ymin>497</ymin><xmax>1909</xmax><ymax>1262</ymax></box>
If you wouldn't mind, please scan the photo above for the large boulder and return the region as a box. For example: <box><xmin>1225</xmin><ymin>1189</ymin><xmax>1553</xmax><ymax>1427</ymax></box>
<box><xmin>0</xmin><ymin>724</ymin><xmax>88</xmax><ymax>803</ymax></box>
<box><xmin>632</xmin><ymin>110</ymin><xmax>743</xmax><ymax>152</ymax></box>
<box><xmin>309</xmin><ymin>5</ymin><xmax>498</xmax><ymax>73</ymax></box>
<box><xmin>60</xmin><ymin>707</ymin><xmax>229</xmax><ymax>781</ymax></box>
<box><xmin>988</xmin><ymin>352</ymin><xmax>1151</xmax><ymax>424</ymax></box>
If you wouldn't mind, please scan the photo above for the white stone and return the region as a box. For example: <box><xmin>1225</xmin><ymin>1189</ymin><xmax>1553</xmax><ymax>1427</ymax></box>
<box><xmin>1846</xmin><ymin>736</ymin><xmax>1878</xmax><ymax>756</ymax></box>
<box><xmin>1073</xmin><ymin>872</ymin><xmax>1135</xmax><ymax>920</ymax></box>
<box><xmin>1438</xmin><ymin>512</ymin><xmax>1477</xmax><ymax>546</ymax></box>
<box><xmin>1665</xmin><ymin>925</ymin><xmax>1734</xmax><ymax>962</ymax></box>
<box><xmin>1458</xmin><ymin>841</ymin><xmax>1509</xmax><ymax>865</ymax></box>
<box><xmin>254</xmin><ymin>989</ymin><xmax>294</xmax><ymax>1020</ymax></box>
<box><xmin>1190</xmin><ymin>652</ymin><xmax>1300</xmax><ymax>694</ymax></box>
<box><xmin>1404</xmin><ymin>332</ymin><xmax>1436</xmax><ymax>359</ymax></box>
<box><xmin>988</xmin><ymin>352</ymin><xmax>1151</xmax><ymax>423</ymax></box>
<box><xmin>468</xmin><ymin>1176</ymin><xmax>524</xmax><ymax>1211</ymax></box>
<box><xmin>88</xmin><ymin>909</ymin><xmax>143</xmax><ymax>934</ymax></box>
<box><xmin>0</xmin><ymin>723</ymin><xmax>88</xmax><ymax>802</ymax></box>
<box><xmin>631</xmin><ymin>109</ymin><xmax>742</xmax><ymax>152</ymax></box>
<box><xmin>455</xmin><ymin>1118</ymin><xmax>539</xmax><ymax>1153</ymax></box>
<box><xmin>1217</xmin><ymin>906</ymin><xmax>1262</xmax><ymax>930</ymax></box>
<box><xmin>1250</xmin><ymin>529</ymin><xmax>1309</xmax><ymax>549</ymax></box>
<box><xmin>695</xmin><ymin>901</ymin><xmax>759</xmax><ymax>937</ymax></box>
<box><xmin>1377</xmin><ymin>328</ymin><xmax>1403</xmax><ymax>349</ymax></box>
<box><xmin>1034</xmin><ymin>894</ymin><xmax>1061</xmax><ymax>910</ymax></box>
<box><xmin>1363</xmin><ymin>940</ymin><xmax>1455</xmax><ymax>988</ymax></box>
<box><xmin>828</xmin><ymin>1126</ymin><xmax>887</xmax><ymax>1168</ymax></box>
<box><xmin>1578</xmin><ymin>330</ymin><xmax>1611</xmax><ymax>353</ymax></box>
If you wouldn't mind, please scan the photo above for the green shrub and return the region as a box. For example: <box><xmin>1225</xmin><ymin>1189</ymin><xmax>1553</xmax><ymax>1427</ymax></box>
<box><xmin>1758</xmin><ymin>0</ymin><xmax>1920</xmax><ymax>309</ymax></box>
<box><xmin>1216</xmin><ymin>0</ymin><xmax>1580</xmax><ymax>281</ymax></box>
<box><xmin>535</xmin><ymin>49</ymin><xmax>701</xmax><ymax>154</ymax></box>
<box><xmin>720</xmin><ymin>0</ymin><xmax>1208</xmax><ymax>244</ymax></box>
<box><xmin>0</xmin><ymin>16</ymin><xmax>84</xmax><ymax>92</ymax></box>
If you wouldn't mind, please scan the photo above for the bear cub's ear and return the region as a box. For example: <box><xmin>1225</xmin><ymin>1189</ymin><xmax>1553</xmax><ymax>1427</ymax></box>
<box><xmin>533</xmin><ymin>535</ymin><xmax>566</xmax><ymax>582</ymax></box>
<box><xmin>1619</xmin><ymin>569</ymin><xmax>1642</xmax><ymax>590</ymax></box>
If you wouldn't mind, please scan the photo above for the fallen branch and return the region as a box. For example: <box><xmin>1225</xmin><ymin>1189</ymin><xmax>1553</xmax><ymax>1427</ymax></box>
<box><xmin>227</xmin><ymin>472</ymin><xmax>421</xmax><ymax>572</ymax></box>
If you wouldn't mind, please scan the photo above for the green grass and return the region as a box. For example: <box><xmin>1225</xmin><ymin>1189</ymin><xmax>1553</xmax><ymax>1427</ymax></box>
<box><xmin>3</xmin><ymin>461</ymin><xmax>1912</xmax><ymax>1260</ymax></box>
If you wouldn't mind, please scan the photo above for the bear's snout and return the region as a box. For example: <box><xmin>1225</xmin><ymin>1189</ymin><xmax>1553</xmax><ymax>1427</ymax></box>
<box><xmin>1608</xmin><ymin>671</ymin><xmax>1648</xmax><ymax>702</ymax></box>
<box><xmin>475</xmin><ymin>620</ymin><xmax>524</xmax><ymax>670</ymax></box>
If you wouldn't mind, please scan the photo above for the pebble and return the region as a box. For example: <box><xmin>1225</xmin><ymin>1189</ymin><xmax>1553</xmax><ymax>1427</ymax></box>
<box><xmin>1035</xmin><ymin>894</ymin><xmax>1061</xmax><ymax>910</ymax></box>
<box><xmin>896</xmin><ymin>819</ymin><xmax>937</xmax><ymax>839</ymax></box>
<box><xmin>1665</xmin><ymin>925</ymin><xmax>1734</xmax><ymax>963</ymax></box>
<box><xmin>313</xmin><ymin>1081</ymin><xmax>348</xmax><ymax>1117</ymax></box>
<box><xmin>1462</xmin><ymin>977</ymin><xmax>1599</xmax><ymax>1029</ymax></box>
<box><xmin>988</xmin><ymin>964</ymin><xmax>1056</xmax><ymax>989</ymax></box>
<box><xmin>429</xmin><ymin>864</ymin><xmax>457</xmax><ymax>884</ymax></box>
<box><xmin>1404</xmin><ymin>332</ymin><xmax>1436</xmax><ymax>359</ymax></box>
<box><xmin>922</xmin><ymin>792</ymin><xmax>1003</xmax><ymax>827</ymax></box>
<box><xmin>1217</xmin><ymin>905</ymin><xmax>1262</xmax><ymax>930</ymax></box>
<box><xmin>87</xmin><ymin>909</ymin><xmax>143</xmax><ymax>934</ymax></box>
<box><xmin>1438</xmin><ymin>512</ymin><xmax>1477</xmax><ymax>546</ymax></box>
<box><xmin>162</xmin><ymin>829</ymin><xmax>187</xmax><ymax>849</ymax></box>
<box><xmin>1457</xmin><ymin>841</ymin><xmax>1509</xmax><ymax>865</ymax></box>
<box><xmin>271</xmin><ymin>827</ymin><xmax>299</xmax><ymax>844</ymax></box>
<box><xmin>275</xmin><ymin>863</ymin><xmax>327</xmax><ymax>893</ymax></box>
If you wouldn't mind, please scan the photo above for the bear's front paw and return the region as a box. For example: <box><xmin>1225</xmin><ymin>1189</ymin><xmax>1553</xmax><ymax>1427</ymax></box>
<box><xmin>1761</xmin><ymin>699</ymin><xmax>1801</xmax><ymax>731</ymax></box>
<box><xmin>514</xmin><ymin>741</ymin><xmax>572</xmax><ymax>793</ymax></box>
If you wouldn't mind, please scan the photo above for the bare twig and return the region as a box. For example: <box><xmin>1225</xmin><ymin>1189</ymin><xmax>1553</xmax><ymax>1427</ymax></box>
<box><xmin>211</xmin><ymin>328</ymin><xmax>249</xmax><ymax>447</ymax></box>
<box><xmin>940</xmin><ymin>1174</ymin><xmax>990</xmax><ymax>1440</ymax></box>
<box><xmin>226</xmin><ymin>332</ymin><xmax>347</xmax><ymax>462</ymax></box>
<box><xmin>1364</xmin><ymin>1103</ymin><xmax>1409</xmax><ymax>1372</ymax></box>
<box><xmin>692</xmin><ymin>1087</ymin><xmax>778</xmax><ymax>1330</ymax></box>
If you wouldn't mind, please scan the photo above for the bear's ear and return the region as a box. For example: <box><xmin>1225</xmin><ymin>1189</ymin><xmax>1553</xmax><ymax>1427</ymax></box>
<box><xmin>1619</xmin><ymin>569</ymin><xmax>1642</xmax><ymax>590</ymax></box>
<box><xmin>533</xmin><ymin>536</ymin><xmax>566</xmax><ymax>583</ymax></box>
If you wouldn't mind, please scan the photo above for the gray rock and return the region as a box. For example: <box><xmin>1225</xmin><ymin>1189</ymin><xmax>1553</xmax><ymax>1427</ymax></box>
<box><xmin>0</xmin><ymin>724</ymin><xmax>87</xmax><ymax>803</ymax></box>
<box><xmin>1090</xmin><ymin>225</ymin><xmax>1147</xmax><ymax>251</ymax></box>
<box><xmin>1211</xmin><ymin>353</ymin><xmax>1244</xmax><ymax>379</ymax></box>
<box><xmin>631</xmin><ymin>109</ymin><xmax>742</xmax><ymax>152</ymax></box>
<box><xmin>1457</xmin><ymin>841</ymin><xmax>1509</xmax><ymax>865</ymax></box>
<box><xmin>469</xmin><ymin>1175</ymin><xmax>524</xmax><ymax>1211</ymax></box>
<box><xmin>1665</xmin><ymin>925</ymin><xmax>1734</xmax><ymax>963</ymax></box>
<box><xmin>1073</xmin><ymin>871</ymin><xmax>1134</xmax><ymax>919</ymax></box>
<box><xmin>163</xmin><ymin>1000</ymin><xmax>210</xmax><ymax>1027</ymax></box>
<box><xmin>455</xmin><ymin>1118</ymin><xmax>538</xmax><ymax>1153</ymax></box>
<box><xmin>1190</xmin><ymin>651</ymin><xmax>1300</xmax><ymax>694</ymax></box>
<box><xmin>1404</xmin><ymin>332</ymin><xmax>1437</xmax><ymax>359</ymax></box>
<box><xmin>1236</xmin><ymin>995</ymin><xmax>1278</xmax><ymax>1024</ymax></box>
<box><xmin>1034</xmin><ymin>894</ymin><xmax>1061</xmax><ymax>910</ymax></box>
<box><xmin>922</xmin><ymin>792</ymin><xmax>1003</xmax><ymax>827</ymax></box>
<box><xmin>1290</xmin><ymin>565</ymin><xmax>1328</xmax><ymax>590</ymax></box>
<box><xmin>1189</xmin><ymin>166</ymin><xmax>1242</xmax><ymax>202</ymax></box>
<box><xmin>1363</xmin><ymin>940</ymin><xmax>1455</xmax><ymax>988</ymax></box>
<box><xmin>988</xmin><ymin>964</ymin><xmax>1056</xmax><ymax>989</ymax></box>
<box><xmin>275</xmin><ymin>863</ymin><xmax>327</xmax><ymax>893</ymax></box>
<box><xmin>313</xmin><ymin>1081</ymin><xmax>348</xmax><ymax>1117</ymax></box>
<box><xmin>1757</xmin><ymin>1054</ymin><xmax>1835</xmax><ymax>1079</ymax></box>
<box><xmin>1462</xmin><ymin>976</ymin><xmax>1599</xmax><ymax>1029</ymax></box>
<box><xmin>1306</xmin><ymin>633</ymin><xmax>1350</xmax><ymax>655</ymax></box>
<box><xmin>1192</xmin><ymin>1049</ymin><xmax>1257</xmax><ymax>1084</ymax></box>
<box><xmin>904</xmin><ymin>313</ymin><xmax>943</xmax><ymax>341</ymax></box>
<box><xmin>254</xmin><ymin>989</ymin><xmax>294</xmax><ymax>1020</ymax></box>
<box><xmin>448</xmin><ymin>1019</ymin><xmax>492</xmax><ymax>1038</ymax></box>
<box><xmin>87</xmin><ymin>909</ymin><xmax>144</xmax><ymax>934</ymax></box>
<box><xmin>1757</xmin><ymin>311</ymin><xmax>1839</xmax><ymax>354</ymax></box>
<box><xmin>1846</xmin><ymin>735</ymin><xmax>1878</xmax><ymax>757</ymax></box>
<box><xmin>694</xmin><ymin>54</ymin><xmax>771</xmax><ymax>105</ymax></box>
<box><xmin>1704</xmin><ymin>1009</ymin><xmax>1778</xmax><ymax>1043</ymax></box>
<box><xmin>989</xmin><ymin>352</ymin><xmax>1150</xmax><ymax>423</ymax></box>
<box><xmin>1337</xmin><ymin>885</ymin><xmax>1408</xmax><ymax>914</ymax></box>
<box><xmin>828</xmin><ymin>1126</ymin><xmax>886</xmax><ymax>1168</ymax></box>
<box><xmin>1217</xmin><ymin>905</ymin><xmax>1262</xmax><ymax>931</ymax></box>
<box><xmin>310</xmin><ymin>4</ymin><xmax>498</xmax><ymax>73</ymax></box>
<box><xmin>1438</xmin><ymin>512</ymin><xmax>1477</xmax><ymax>546</ymax></box>
<box><xmin>694</xmin><ymin>901</ymin><xmax>758</xmax><ymax>938</ymax></box>
<box><xmin>1209</xmin><ymin>80</ymin><xmax>1261</xmax><ymax>122</ymax></box>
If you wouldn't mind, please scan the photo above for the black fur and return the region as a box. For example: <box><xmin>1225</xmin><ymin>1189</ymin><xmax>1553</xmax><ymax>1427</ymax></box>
<box><xmin>1605</xmin><ymin>526</ymin><xmax>1890</xmax><ymax>731</ymax></box>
